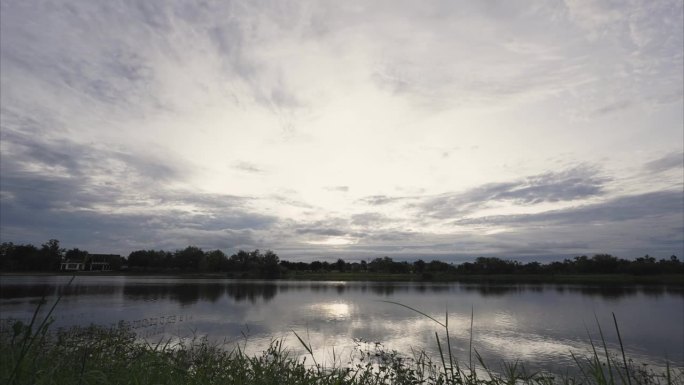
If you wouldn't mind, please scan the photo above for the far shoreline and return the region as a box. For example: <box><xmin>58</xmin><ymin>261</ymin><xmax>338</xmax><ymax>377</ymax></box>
<box><xmin>1</xmin><ymin>271</ymin><xmax>683</xmax><ymax>285</ymax></box>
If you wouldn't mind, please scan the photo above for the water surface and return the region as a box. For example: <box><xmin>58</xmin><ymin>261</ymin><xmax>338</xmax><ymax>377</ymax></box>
<box><xmin>1</xmin><ymin>276</ymin><xmax>682</xmax><ymax>373</ymax></box>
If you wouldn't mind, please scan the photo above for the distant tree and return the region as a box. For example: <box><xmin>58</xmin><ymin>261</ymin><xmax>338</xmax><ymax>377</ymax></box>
<box><xmin>426</xmin><ymin>260</ymin><xmax>451</xmax><ymax>273</ymax></box>
<box><xmin>368</xmin><ymin>257</ymin><xmax>410</xmax><ymax>273</ymax></box>
<box><xmin>0</xmin><ymin>242</ymin><xmax>36</xmax><ymax>271</ymax></box>
<box><xmin>310</xmin><ymin>261</ymin><xmax>323</xmax><ymax>271</ymax></box>
<box><xmin>224</xmin><ymin>249</ymin><xmax>281</xmax><ymax>277</ymax></box>
<box><xmin>64</xmin><ymin>248</ymin><xmax>89</xmax><ymax>262</ymax></box>
<box><xmin>261</xmin><ymin>250</ymin><xmax>281</xmax><ymax>278</ymax></box>
<box><xmin>263</xmin><ymin>250</ymin><xmax>279</xmax><ymax>265</ymax></box>
<box><xmin>41</xmin><ymin>239</ymin><xmax>64</xmax><ymax>270</ymax></box>
<box><xmin>573</xmin><ymin>255</ymin><xmax>591</xmax><ymax>273</ymax></box>
<box><xmin>456</xmin><ymin>261</ymin><xmax>474</xmax><ymax>274</ymax></box>
<box><xmin>630</xmin><ymin>254</ymin><xmax>659</xmax><ymax>275</ymax></box>
<box><xmin>320</xmin><ymin>261</ymin><xmax>332</xmax><ymax>271</ymax></box>
<box><xmin>522</xmin><ymin>261</ymin><xmax>541</xmax><ymax>274</ymax></box>
<box><xmin>127</xmin><ymin>250</ymin><xmax>171</xmax><ymax>271</ymax></box>
<box><xmin>335</xmin><ymin>258</ymin><xmax>346</xmax><ymax>272</ymax></box>
<box><xmin>659</xmin><ymin>255</ymin><xmax>684</xmax><ymax>274</ymax></box>
<box><xmin>174</xmin><ymin>246</ymin><xmax>204</xmax><ymax>271</ymax></box>
<box><xmin>413</xmin><ymin>259</ymin><xmax>426</xmax><ymax>273</ymax></box>
<box><xmin>368</xmin><ymin>257</ymin><xmax>389</xmax><ymax>273</ymax></box>
<box><xmin>349</xmin><ymin>262</ymin><xmax>362</xmax><ymax>272</ymax></box>
<box><xmin>590</xmin><ymin>254</ymin><xmax>619</xmax><ymax>274</ymax></box>
<box><xmin>0</xmin><ymin>242</ymin><xmax>14</xmax><ymax>270</ymax></box>
<box><xmin>200</xmin><ymin>249</ymin><xmax>227</xmax><ymax>272</ymax></box>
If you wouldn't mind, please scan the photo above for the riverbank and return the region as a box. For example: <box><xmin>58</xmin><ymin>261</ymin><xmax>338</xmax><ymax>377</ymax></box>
<box><xmin>3</xmin><ymin>271</ymin><xmax>683</xmax><ymax>285</ymax></box>
<box><xmin>2</xmin><ymin>318</ymin><xmax>682</xmax><ymax>385</ymax></box>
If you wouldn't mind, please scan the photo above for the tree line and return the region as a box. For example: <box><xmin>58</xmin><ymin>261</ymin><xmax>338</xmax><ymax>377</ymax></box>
<box><xmin>283</xmin><ymin>254</ymin><xmax>683</xmax><ymax>276</ymax></box>
<box><xmin>0</xmin><ymin>240</ymin><xmax>126</xmax><ymax>272</ymax></box>
<box><xmin>1</xmin><ymin>239</ymin><xmax>682</xmax><ymax>277</ymax></box>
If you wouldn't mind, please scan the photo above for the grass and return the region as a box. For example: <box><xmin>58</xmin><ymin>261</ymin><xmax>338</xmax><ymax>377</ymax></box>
<box><xmin>1</xmin><ymin>285</ymin><xmax>682</xmax><ymax>385</ymax></box>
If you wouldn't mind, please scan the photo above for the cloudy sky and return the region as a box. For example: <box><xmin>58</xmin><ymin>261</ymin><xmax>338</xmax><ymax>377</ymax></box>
<box><xmin>1</xmin><ymin>0</ymin><xmax>682</xmax><ymax>260</ymax></box>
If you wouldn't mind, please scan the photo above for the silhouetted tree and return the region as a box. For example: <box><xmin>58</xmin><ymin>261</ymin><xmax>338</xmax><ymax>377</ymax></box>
<box><xmin>64</xmin><ymin>248</ymin><xmax>89</xmax><ymax>263</ymax></box>
<box><xmin>127</xmin><ymin>250</ymin><xmax>171</xmax><ymax>271</ymax></box>
<box><xmin>413</xmin><ymin>259</ymin><xmax>426</xmax><ymax>273</ymax></box>
<box><xmin>174</xmin><ymin>246</ymin><xmax>204</xmax><ymax>271</ymax></box>
<box><xmin>310</xmin><ymin>261</ymin><xmax>323</xmax><ymax>271</ymax></box>
<box><xmin>200</xmin><ymin>250</ymin><xmax>228</xmax><ymax>272</ymax></box>
<box><xmin>41</xmin><ymin>239</ymin><xmax>64</xmax><ymax>270</ymax></box>
<box><xmin>336</xmin><ymin>258</ymin><xmax>346</xmax><ymax>272</ymax></box>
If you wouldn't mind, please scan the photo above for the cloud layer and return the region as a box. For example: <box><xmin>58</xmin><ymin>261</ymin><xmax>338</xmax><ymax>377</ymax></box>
<box><xmin>1</xmin><ymin>0</ymin><xmax>682</xmax><ymax>259</ymax></box>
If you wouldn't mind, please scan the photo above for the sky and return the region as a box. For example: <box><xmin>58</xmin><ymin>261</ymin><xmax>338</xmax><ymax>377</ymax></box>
<box><xmin>1</xmin><ymin>0</ymin><xmax>682</xmax><ymax>261</ymax></box>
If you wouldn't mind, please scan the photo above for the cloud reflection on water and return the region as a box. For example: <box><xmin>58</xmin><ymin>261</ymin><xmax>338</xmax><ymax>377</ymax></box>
<box><xmin>0</xmin><ymin>276</ymin><xmax>682</xmax><ymax>373</ymax></box>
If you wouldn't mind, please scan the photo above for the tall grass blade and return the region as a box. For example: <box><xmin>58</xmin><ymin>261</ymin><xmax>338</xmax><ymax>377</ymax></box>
<box><xmin>380</xmin><ymin>300</ymin><xmax>446</xmax><ymax>328</ymax></box>
<box><xmin>586</xmin><ymin>326</ymin><xmax>608</xmax><ymax>385</ymax></box>
<box><xmin>595</xmin><ymin>313</ymin><xmax>614</xmax><ymax>385</ymax></box>
<box><xmin>291</xmin><ymin>328</ymin><xmax>318</xmax><ymax>370</ymax></box>
<box><xmin>435</xmin><ymin>331</ymin><xmax>449</xmax><ymax>381</ymax></box>
<box><xmin>612</xmin><ymin>312</ymin><xmax>632</xmax><ymax>385</ymax></box>
<box><xmin>445</xmin><ymin>307</ymin><xmax>456</xmax><ymax>380</ymax></box>
<box><xmin>469</xmin><ymin>305</ymin><xmax>474</xmax><ymax>371</ymax></box>
<box><xmin>571</xmin><ymin>351</ymin><xmax>593</xmax><ymax>385</ymax></box>
<box><xmin>474</xmin><ymin>349</ymin><xmax>495</xmax><ymax>381</ymax></box>
<box><xmin>666</xmin><ymin>360</ymin><xmax>671</xmax><ymax>385</ymax></box>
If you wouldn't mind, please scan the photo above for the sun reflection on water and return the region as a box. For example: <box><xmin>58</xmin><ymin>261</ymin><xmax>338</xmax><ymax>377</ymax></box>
<box><xmin>310</xmin><ymin>302</ymin><xmax>352</xmax><ymax>320</ymax></box>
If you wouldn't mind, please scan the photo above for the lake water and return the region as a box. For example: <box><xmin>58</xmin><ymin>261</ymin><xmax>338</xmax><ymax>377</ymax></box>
<box><xmin>1</xmin><ymin>275</ymin><xmax>682</xmax><ymax>374</ymax></box>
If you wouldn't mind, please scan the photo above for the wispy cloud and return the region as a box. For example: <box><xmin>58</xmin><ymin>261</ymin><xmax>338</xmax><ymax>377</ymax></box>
<box><xmin>414</xmin><ymin>166</ymin><xmax>609</xmax><ymax>219</ymax></box>
<box><xmin>644</xmin><ymin>152</ymin><xmax>683</xmax><ymax>173</ymax></box>
<box><xmin>233</xmin><ymin>162</ymin><xmax>265</xmax><ymax>174</ymax></box>
<box><xmin>454</xmin><ymin>190</ymin><xmax>683</xmax><ymax>226</ymax></box>
<box><xmin>325</xmin><ymin>186</ymin><xmax>349</xmax><ymax>192</ymax></box>
<box><xmin>358</xmin><ymin>195</ymin><xmax>408</xmax><ymax>206</ymax></box>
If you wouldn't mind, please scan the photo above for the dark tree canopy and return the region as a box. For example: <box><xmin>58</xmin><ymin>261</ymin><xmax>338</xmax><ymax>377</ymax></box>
<box><xmin>1</xmin><ymin>240</ymin><xmax>682</xmax><ymax>277</ymax></box>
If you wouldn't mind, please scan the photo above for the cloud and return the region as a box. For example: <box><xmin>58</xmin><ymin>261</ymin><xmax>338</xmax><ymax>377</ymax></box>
<box><xmin>644</xmin><ymin>152</ymin><xmax>683</xmax><ymax>173</ymax></box>
<box><xmin>295</xmin><ymin>227</ymin><xmax>349</xmax><ymax>237</ymax></box>
<box><xmin>288</xmin><ymin>217</ymin><xmax>357</xmax><ymax>239</ymax></box>
<box><xmin>0</xmin><ymin>128</ymin><xmax>277</xmax><ymax>253</ymax></box>
<box><xmin>454</xmin><ymin>190</ymin><xmax>683</xmax><ymax>226</ymax></box>
<box><xmin>350</xmin><ymin>212</ymin><xmax>388</xmax><ymax>226</ymax></box>
<box><xmin>415</xmin><ymin>166</ymin><xmax>609</xmax><ymax>219</ymax></box>
<box><xmin>233</xmin><ymin>162</ymin><xmax>265</xmax><ymax>174</ymax></box>
<box><xmin>589</xmin><ymin>100</ymin><xmax>633</xmax><ymax>116</ymax></box>
<box><xmin>358</xmin><ymin>195</ymin><xmax>407</xmax><ymax>206</ymax></box>
<box><xmin>324</xmin><ymin>186</ymin><xmax>349</xmax><ymax>192</ymax></box>
<box><xmin>0</xmin><ymin>185</ymin><xmax>276</xmax><ymax>254</ymax></box>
